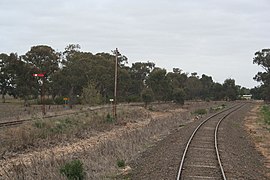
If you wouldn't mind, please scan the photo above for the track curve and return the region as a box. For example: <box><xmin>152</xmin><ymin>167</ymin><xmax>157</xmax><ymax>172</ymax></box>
<box><xmin>176</xmin><ymin>103</ymin><xmax>246</xmax><ymax>180</ymax></box>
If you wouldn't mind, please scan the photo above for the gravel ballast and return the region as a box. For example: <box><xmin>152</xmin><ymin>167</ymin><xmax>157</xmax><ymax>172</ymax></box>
<box><xmin>130</xmin><ymin>102</ymin><xmax>268</xmax><ymax>179</ymax></box>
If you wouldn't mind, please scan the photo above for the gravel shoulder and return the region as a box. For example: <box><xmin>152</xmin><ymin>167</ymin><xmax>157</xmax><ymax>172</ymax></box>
<box><xmin>129</xmin><ymin>102</ymin><xmax>269</xmax><ymax>180</ymax></box>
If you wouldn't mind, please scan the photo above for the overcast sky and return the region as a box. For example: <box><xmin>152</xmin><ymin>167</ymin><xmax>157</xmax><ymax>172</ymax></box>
<box><xmin>1</xmin><ymin>0</ymin><xmax>270</xmax><ymax>88</ymax></box>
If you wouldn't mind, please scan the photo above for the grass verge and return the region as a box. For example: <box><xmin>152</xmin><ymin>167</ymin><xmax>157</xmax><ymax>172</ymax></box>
<box><xmin>261</xmin><ymin>105</ymin><xmax>270</xmax><ymax>125</ymax></box>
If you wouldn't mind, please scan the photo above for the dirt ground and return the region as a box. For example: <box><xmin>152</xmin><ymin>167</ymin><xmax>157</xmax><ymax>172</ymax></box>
<box><xmin>244</xmin><ymin>102</ymin><xmax>270</xmax><ymax>178</ymax></box>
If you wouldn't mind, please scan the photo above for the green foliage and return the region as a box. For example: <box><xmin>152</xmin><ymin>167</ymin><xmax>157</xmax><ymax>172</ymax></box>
<box><xmin>141</xmin><ymin>88</ymin><xmax>154</xmax><ymax>107</ymax></box>
<box><xmin>172</xmin><ymin>88</ymin><xmax>185</xmax><ymax>105</ymax></box>
<box><xmin>209</xmin><ymin>104</ymin><xmax>226</xmax><ymax>112</ymax></box>
<box><xmin>117</xmin><ymin>159</ymin><xmax>125</xmax><ymax>168</ymax></box>
<box><xmin>223</xmin><ymin>78</ymin><xmax>238</xmax><ymax>101</ymax></box>
<box><xmin>33</xmin><ymin>118</ymin><xmax>77</xmax><ymax>138</ymax></box>
<box><xmin>0</xmin><ymin>53</ymin><xmax>17</xmax><ymax>102</ymax></box>
<box><xmin>33</xmin><ymin>120</ymin><xmax>46</xmax><ymax>129</ymax></box>
<box><xmin>81</xmin><ymin>82</ymin><xmax>102</xmax><ymax>105</ymax></box>
<box><xmin>60</xmin><ymin>159</ymin><xmax>85</xmax><ymax>180</ymax></box>
<box><xmin>185</xmin><ymin>75</ymin><xmax>203</xmax><ymax>100</ymax></box>
<box><xmin>261</xmin><ymin>105</ymin><xmax>270</xmax><ymax>125</ymax></box>
<box><xmin>253</xmin><ymin>49</ymin><xmax>270</xmax><ymax>101</ymax></box>
<box><xmin>193</xmin><ymin>108</ymin><xmax>207</xmax><ymax>115</ymax></box>
<box><xmin>147</xmin><ymin>68</ymin><xmax>170</xmax><ymax>101</ymax></box>
<box><xmin>1</xmin><ymin>44</ymin><xmax>248</xmax><ymax>104</ymax></box>
<box><xmin>106</xmin><ymin>113</ymin><xmax>114</xmax><ymax>123</ymax></box>
<box><xmin>54</xmin><ymin>96</ymin><xmax>65</xmax><ymax>104</ymax></box>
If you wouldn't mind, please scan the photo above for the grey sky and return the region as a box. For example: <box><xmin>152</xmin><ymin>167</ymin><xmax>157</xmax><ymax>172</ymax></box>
<box><xmin>1</xmin><ymin>0</ymin><xmax>270</xmax><ymax>88</ymax></box>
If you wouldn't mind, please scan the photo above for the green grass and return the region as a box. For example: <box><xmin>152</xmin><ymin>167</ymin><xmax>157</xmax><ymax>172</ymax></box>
<box><xmin>261</xmin><ymin>105</ymin><xmax>270</xmax><ymax>125</ymax></box>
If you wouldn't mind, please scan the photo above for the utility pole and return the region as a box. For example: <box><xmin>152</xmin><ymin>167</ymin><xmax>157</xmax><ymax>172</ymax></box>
<box><xmin>113</xmin><ymin>48</ymin><xmax>119</xmax><ymax>119</ymax></box>
<box><xmin>33</xmin><ymin>73</ymin><xmax>46</xmax><ymax>115</ymax></box>
<box><xmin>42</xmin><ymin>75</ymin><xmax>46</xmax><ymax>115</ymax></box>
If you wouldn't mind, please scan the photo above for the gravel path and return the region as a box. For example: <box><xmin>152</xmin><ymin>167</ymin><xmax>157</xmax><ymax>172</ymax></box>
<box><xmin>130</xmin><ymin>102</ymin><xmax>268</xmax><ymax>179</ymax></box>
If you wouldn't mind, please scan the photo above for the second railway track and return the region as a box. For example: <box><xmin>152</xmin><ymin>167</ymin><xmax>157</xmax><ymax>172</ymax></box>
<box><xmin>176</xmin><ymin>103</ymin><xmax>246</xmax><ymax>180</ymax></box>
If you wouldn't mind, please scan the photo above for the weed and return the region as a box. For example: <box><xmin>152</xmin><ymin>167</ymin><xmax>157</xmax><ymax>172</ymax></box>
<box><xmin>193</xmin><ymin>108</ymin><xmax>207</xmax><ymax>115</ymax></box>
<box><xmin>60</xmin><ymin>159</ymin><xmax>85</xmax><ymax>180</ymax></box>
<box><xmin>117</xmin><ymin>159</ymin><xmax>125</xmax><ymax>168</ymax></box>
<box><xmin>148</xmin><ymin>105</ymin><xmax>153</xmax><ymax>111</ymax></box>
<box><xmin>261</xmin><ymin>105</ymin><xmax>270</xmax><ymax>125</ymax></box>
<box><xmin>33</xmin><ymin>120</ymin><xmax>46</xmax><ymax>129</ymax></box>
<box><xmin>106</xmin><ymin>113</ymin><xmax>114</xmax><ymax>123</ymax></box>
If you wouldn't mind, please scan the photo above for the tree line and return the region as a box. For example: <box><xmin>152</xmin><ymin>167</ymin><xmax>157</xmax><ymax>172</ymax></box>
<box><xmin>0</xmin><ymin>44</ymin><xmax>251</xmax><ymax>106</ymax></box>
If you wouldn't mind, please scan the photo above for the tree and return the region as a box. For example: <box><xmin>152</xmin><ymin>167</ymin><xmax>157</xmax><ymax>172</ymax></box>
<box><xmin>172</xmin><ymin>88</ymin><xmax>185</xmax><ymax>105</ymax></box>
<box><xmin>22</xmin><ymin>45</ymin><xmax>60</xmax><ymax>101</ymax></box>
<box><xmin>14</xmin><ymin>59</ymin><xmax>39</xmax><ymax>106</ymax></box>
<box><xmin>147</xmin><ymin>68</ymin><xmax>170</xmax><ymax>101</ymax></box>
<box><xmin>23</xmin><ymin>45</ymin><xmax>60</xmax><ymax>77</ymax></box>
<box><xmin>141</xmin><ymin>88</ymin><xmax>154</xmax><ymax>108</ymax></box>
<box><xmin>0</xmin><ymin>53</ymin><xmax>18</xmax><ymax>102</ymax></box>
<box><xmin>128</xmin><ymin>62</ymin><xmax>155</xmax><ymax>100</ymax></box>
<box><xmin>211</xmin><ymin>82</ymin><xmax>225</xmax><ymax>100</ymax></box>
<box><xmin>185</xmin><ymin>76</ymin><xmax>203</xmax><ymax>100</ymax></box>
<box><xmin>253</xmin><ymin>48</ymin><xmax>270</xmax><ymax>101</ymax></box>
<box><xmin>223</xmin><ymin>78</ymin><xmax>238</xmax><ymax>101</ymax></box>
<box><xmin>250</xmin><ymin>86</ymin><xmax>263</xmax><ymax>100</ymax></box>
<box><xmin>166</xmin><ymin>68</ymin><xmax>187</xmax><ymax>101</ymax></box>
<box><xmin>200</xmin><ymin>74</ymin><xmax>214</xmax><ymax>100</ymax></box>
<box><xmin>81</xmin><ymin>82</ymin><xmax>102</xmax><ymax>105</ymax></box>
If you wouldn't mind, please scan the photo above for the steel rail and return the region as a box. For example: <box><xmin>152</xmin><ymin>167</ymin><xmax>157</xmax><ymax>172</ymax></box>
<box><xmin>0</xmin><ymin>103</ymin><xmax>149</xmax><ymax>128</ymax></box>
<box><xmin>176</xmin><ymin>103</ymin><xmax>243</xmax><ymax>180</ymax></box>
<box><xmin>214</xmin><ymin>103</ymin><xmax>246</xmax><ymax>180</ymax></box>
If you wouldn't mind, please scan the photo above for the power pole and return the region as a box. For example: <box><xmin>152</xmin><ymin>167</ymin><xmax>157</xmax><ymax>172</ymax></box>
<box><xmin>42</xmin><ymin>75</ymin><xmax>46</xmax><ymax>115</ymax></box>
<box><xmin>33</xmin><ymin>73</ymin><xmax>46</xmax><ymax>115</ymax></box>
<box><xmin>113</xmin><ymin>48</ymin><xmax>119</xmax><ymax>119</ymax></box>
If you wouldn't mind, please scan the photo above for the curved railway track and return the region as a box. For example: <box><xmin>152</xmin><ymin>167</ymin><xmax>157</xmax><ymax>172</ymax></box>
<box><xmin>176</xmin><ymin>103</ymin><xmax>246</xmax><ymax>180</ymax></box>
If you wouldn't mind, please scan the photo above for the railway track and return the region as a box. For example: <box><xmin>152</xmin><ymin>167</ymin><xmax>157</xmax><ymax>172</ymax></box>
<box><xmin>176</xmin><ymin>103</ymin><xmax>245</xmax><ymax>180</ymax></box>
<box><xmin>0</xmin><ymin>105</ymin><xmax>111</xmax><ymax>128</ymax></box>
<box><xmin>0</xmin><ymin>103</ymin><xmax>148</xmax><ymax>128</ymax></box>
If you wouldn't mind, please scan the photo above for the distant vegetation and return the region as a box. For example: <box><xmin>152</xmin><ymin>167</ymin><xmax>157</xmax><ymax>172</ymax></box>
<box><xmin>261</xmin><ymin>105</ymin><xmax>270</xmax><ymax>125</ymax></box>
<box><xmin>0</xmin><ymin>44</ymin><xmax>253</xmax><ymax>106</ymax></box>
<box><xmin>252</xmin><ymin>48</ymin><xmax>270</xmax><ymax>102</ymax></box>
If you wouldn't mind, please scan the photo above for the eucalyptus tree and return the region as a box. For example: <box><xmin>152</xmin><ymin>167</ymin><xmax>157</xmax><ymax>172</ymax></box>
<box><xmin>253</xmin><ymin>48</ymin><xmax>270</xmax><ymax>101</ymax></box>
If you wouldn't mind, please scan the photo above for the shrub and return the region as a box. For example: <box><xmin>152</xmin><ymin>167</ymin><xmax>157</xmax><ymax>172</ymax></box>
<box><xmin>117</xmin><ymin>159</ymin><xmax>125</xmax><ymax>168</ymax></box>
<box><xmin>33</xmin><ymin>120</ymin><xmax>46</xmax><ymax>129</ymax></box>
<box><xmin>60</xmin><ymin>159</ymin><xmax>85</xmax><ymax>180</ymax></box>
<box><xmin>54</xmin><ymin>96</ymin><xmax>65</xmax><ymax>105</ymax></box>
<box><xmin>261</xmin><ymin>105</ymin><xmax>270</xmax><ymax>125</ymax></box>
<box><xmin>193</xmin><ymin>108</ymin><xmax>207</xmax><ymax>115</ymax></box>
<box><xmin>106</xmin><ymin>113</ymin><xmax>114</xmax><ymax>123</ymax></box>
<box><xmin>173</xmin><ymin>88</ymin><xmax>185</xmax><ymax>105</ymax></box>
<box><xmin>141</xmin><ymin>88</ymin><xmax>154</xmax><ymax>108</ymax></box>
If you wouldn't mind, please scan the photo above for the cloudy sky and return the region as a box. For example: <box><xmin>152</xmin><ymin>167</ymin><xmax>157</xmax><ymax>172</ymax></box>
<box><xmin>1</xmin><ymin>0</ymin><xmax>270</xmax><ymax>88</ymax></box>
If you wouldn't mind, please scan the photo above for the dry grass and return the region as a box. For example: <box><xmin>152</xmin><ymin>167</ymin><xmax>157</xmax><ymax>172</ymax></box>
<box><xmin>0</xmin><ymin>101</ymin><xmax>228</xmax><ymax>179</ymax></box>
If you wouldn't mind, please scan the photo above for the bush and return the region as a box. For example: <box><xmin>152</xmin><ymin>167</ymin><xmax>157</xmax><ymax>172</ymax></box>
<box><xmin>173</xmin><ymin>88</ymin><xmax>185</xmax><ymax>105</ymax></box>
<box><xmin>33</xmin><ymin>120</ymin><xmax>46</xmax><ymax>129</ymax></box>
<box><xmin>60</xmin><ymin>160</ymin><xmax>85</xmax><ymax>180</ymax></box>
<box><xmin>106</xmin><ymin>113</ymin><xmax>114</xmax><ymax>123</ymax></box>
<box><xmin>54</xmin><ymin>96</ymin><xmax>65</xmax><ymax>105</ymax></box>
<box><xmin>141</xmin><ymin>88</ymin><xmax>154</xmax><ymax>108</ymax></box>
<box><xmin>117</xmin><ymin>159</ymin><xmax>125</xmax><ymax>168</ymax></box>
<box><xmin>193</xmin><ymin>108</ymin><xmax>207</xmax><ymax>115</ymax></box>
<box><xmin>261</xmin><ymin>105</ymin><xmax>270</xmax><ymax>125</ymax></box>
<box><xmin>37</xmin><ymin>98</ymin><xmax>55</xmax><ymax>105</ymax></box>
